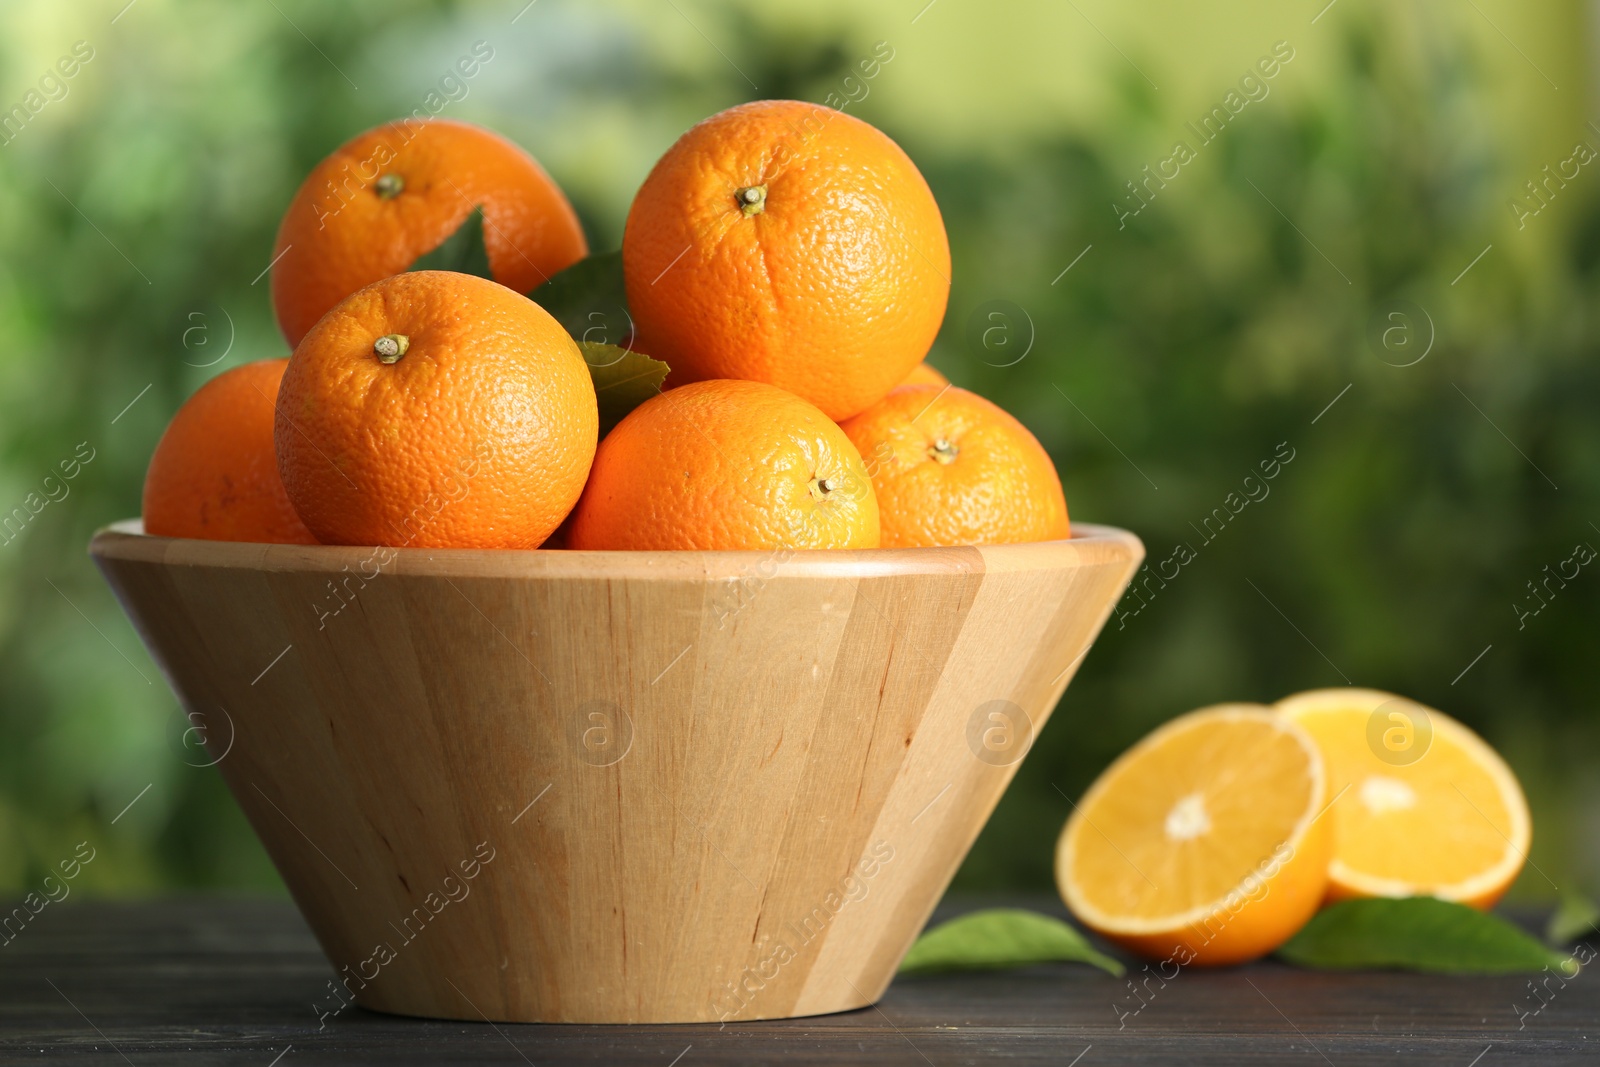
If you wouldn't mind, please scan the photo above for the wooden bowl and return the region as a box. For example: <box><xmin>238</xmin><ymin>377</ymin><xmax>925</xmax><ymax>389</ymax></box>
<box><xmin>91</xmin><ymin>521</ymin><xmax>1141</xmax><ymax>1024</ymax></box>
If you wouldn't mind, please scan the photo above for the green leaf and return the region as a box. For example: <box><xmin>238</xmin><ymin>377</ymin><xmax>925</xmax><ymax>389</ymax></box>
<box><xmin>529</xmin><ymin>250</ymin><xmax>633</xmax><ymax>348</ymax></box>
<box><xmin>898</xmin><ymin>908</ymin><xmax>1124</xmax><ymax>977</ymax></box>
<box><xmin>581</xmin><ymin>342</ymin><xmax>669</xmax><ymax>437</ymax></box>
<box><xmin>1277</xmin><ymin>898</ymin><xmax>1576</xmax><ymax>975</ymax></box>
<box><xmin>408</xmin><ymin>206</ymin><xmax>492</xmax><ymax>278</ymax></box>
<box><xmin>1547</xmin><ymin>892</ymin><xmax>1600</xmax><ymax>945</ymax></box>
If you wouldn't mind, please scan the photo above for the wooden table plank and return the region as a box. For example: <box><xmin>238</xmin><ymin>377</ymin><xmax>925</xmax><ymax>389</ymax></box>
<box><xmin>0</xmin><ymin>897</ymin><xmax>1591</xmax><ymax>1065</ymax></box>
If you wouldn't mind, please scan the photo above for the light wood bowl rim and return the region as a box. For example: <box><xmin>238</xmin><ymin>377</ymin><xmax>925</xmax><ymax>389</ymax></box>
<box><xmin>90</xmin><ymin>520</ymin><xmax>1143</xmax><ymax>580</ymax></box>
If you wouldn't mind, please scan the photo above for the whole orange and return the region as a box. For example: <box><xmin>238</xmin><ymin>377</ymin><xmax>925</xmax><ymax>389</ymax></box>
<box><xmin>143</xmin><ymin>359</ymin><xmax>317</xmax><ymax>544</ymax></box>
<box><xmin>566</xmin><ymin>379</ymin><xmax>879</xmax><ymax>551</ymax></box>
<box><xmin>840</xmin><ymin>385</ymin><xmax>1069</xmax><ymax>547</ymax></box>
<box><xmin>622</xmin><ymin>100</ymin><xmax>950</xmax><ymax>421</ymax></box>
<box><xmin>276</xmin><ymin>271</ymin><xmax>597</xmax><ymax>549</ymax></box>
<box><xmin>271</xmin><ymin>118</ymin><xmax>587</xmax><ymax>347</ymax></box>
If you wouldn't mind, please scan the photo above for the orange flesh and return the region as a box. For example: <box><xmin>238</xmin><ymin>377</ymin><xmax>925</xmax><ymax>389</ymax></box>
<box><xmin>1067</xmin><ymin>712</ymin><xmax>1317</xmax><ymax>923</ymax></box>
<box><xmin>1281</xmin><ymin>691</ymin><xmax>1528</xmax><ymax>905</ymax></box>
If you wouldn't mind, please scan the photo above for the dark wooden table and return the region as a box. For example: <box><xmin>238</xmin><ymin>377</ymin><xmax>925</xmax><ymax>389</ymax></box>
<box><xmin>1</xmin><ymin>895</ymin><xmax>1591</xmax><ymax>1065</ymax></box>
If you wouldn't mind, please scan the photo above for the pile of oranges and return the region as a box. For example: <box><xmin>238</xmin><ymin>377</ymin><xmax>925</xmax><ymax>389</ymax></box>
<box><xmin>143</xmin><ymin>102</ymin><xmax>1070</xmax><ymax>553</ymax></box>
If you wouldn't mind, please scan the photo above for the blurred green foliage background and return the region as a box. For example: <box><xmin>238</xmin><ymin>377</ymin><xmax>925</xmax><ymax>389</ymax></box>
<box><xmin>1</xmin><ymin>0</ymin><xmax>1595</xmax><ymax>903</ymax></box>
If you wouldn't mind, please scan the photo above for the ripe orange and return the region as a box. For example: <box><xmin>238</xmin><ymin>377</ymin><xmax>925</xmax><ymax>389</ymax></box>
<box><xmin>566</xmin><ymin>379</ymin><xmax>879</xmax><ymax>551</ymax></box>
<box><xmin>275</xmin><ymin>271</ymin><xmax>597</xmax><ymax>549</ymax></box>
<box><xmin>622</xmin><ymin>100</ymin><xmax>950</xmax><ymax>421</ymax></box>
<box><xmin>1056</xmin><ymin>704</ymin><xmax>1331</xmax><ymax>966</ymax></box>
<box><xmin>1277</xmin><ymin>688</ymin><xmax>1530</xmax><ymax>909</ymax></box>
<box><xmin>142</xmin><ymin>359</ymin><xmax>317</xmax><ymax>545</ymax></box>
<box><xmin>271</xmin><ymin>118</ymin><xmax>587</xmax><ymax>346</ymax></box>
<box><xmin>839</xmin><ymin>385</ymin><xmax>1068</xmax><ymax>548</ymax></box>
<box><xmin>900</xmin><ymin>362</ymin><xmax>949</xmax><ymax>388</ymax></box>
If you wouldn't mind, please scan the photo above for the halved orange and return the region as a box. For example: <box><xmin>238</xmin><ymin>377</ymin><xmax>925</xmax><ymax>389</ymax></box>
<box><xmin>1055</xmin><ymin>704</ymin><xmax>1331</xmax><ymax>966</ymax></box>
<box><xmin>1277</xmin><ymin>688</ymin><xmax>1529</xmax><ymax>909</ymax></box>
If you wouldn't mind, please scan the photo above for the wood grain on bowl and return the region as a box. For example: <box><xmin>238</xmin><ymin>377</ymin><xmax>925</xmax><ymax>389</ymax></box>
<box><xmin>90</xmin><ymin>522</ymin><xmax>1142</xmax><ymax>1023</ymax></box>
